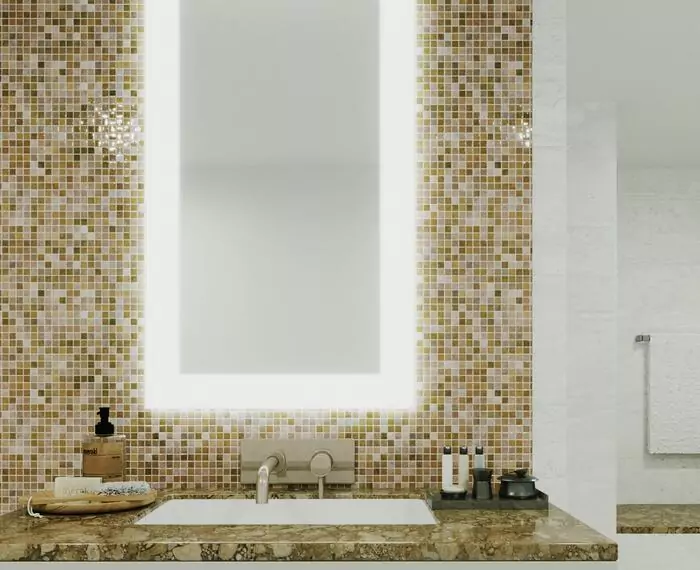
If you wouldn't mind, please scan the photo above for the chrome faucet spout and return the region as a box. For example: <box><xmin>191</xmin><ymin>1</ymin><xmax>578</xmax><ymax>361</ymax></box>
<box><xmin>256</xmin><ymin>455</ymin><xmax>281</xmax><ymax>504</ymax></box>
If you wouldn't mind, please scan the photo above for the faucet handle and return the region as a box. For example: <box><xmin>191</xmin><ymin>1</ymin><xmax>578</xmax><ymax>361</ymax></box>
<box><xmin>310</xmin><ymin>450</ymin><xmax>333</xmax><ymax>477</ymax></box>
<box><xmin>309</xmin><ymin>450</ymin><xmax>333</xmax><ymax>499</ymax></box>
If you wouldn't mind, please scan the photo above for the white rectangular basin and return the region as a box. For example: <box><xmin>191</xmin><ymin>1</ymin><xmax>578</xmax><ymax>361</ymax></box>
<box><xmin>136</xmin><ymin>499</ymin><xmax>436</xmax><ymax>526</ymax></box>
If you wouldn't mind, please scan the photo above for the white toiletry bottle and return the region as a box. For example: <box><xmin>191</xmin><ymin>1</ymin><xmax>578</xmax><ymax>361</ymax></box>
<box><xmin>441</xmin><ymin>446</ymin><xmax>453</xmax><ymax>491</ymax></box>
<box><xmin>474</xmin><ymin>445</ymin><xmax>485</xmax><ymax>469</ymax></box>
<box><xmin>458</xmin><ymin>446</ymin><xmax>469</xmax><ymax>490</ymax></box>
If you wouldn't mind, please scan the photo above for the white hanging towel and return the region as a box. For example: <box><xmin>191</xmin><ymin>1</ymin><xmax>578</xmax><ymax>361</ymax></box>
<box><xmin>648</xmin><ymin>333</ymin><xmax>700</xmax><ymax>454</ymax></box>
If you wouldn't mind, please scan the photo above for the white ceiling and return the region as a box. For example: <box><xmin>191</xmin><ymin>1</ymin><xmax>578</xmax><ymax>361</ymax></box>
<box><xmin>567</xmin><ymin>0</ymin><xmax>700</xmax><ymax>167</ymax></box>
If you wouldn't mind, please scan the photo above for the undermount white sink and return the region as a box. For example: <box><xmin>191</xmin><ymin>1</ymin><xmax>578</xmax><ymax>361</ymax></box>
<box><xmin>136</xmin><ymin>499</ymin><xmax>436</xmax><ymax>526</ymax></box>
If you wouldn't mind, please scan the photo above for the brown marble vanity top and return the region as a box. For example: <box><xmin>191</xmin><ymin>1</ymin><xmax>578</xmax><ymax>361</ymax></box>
<box><xmin>0</xmin><ymin>489</ymin><xmax>616</xmax><ymax>562</ymax></box>
<box><xmin>618</xmin><ymin>504</ymin><xmax>700</xmax><ymax>534</ymax></box>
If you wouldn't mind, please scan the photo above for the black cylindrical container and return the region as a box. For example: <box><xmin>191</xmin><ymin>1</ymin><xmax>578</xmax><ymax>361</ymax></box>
<box><xmin>498</xmin><ymin>469</ymin><xmax>539</xmax><ymax>500</ymax></box>
<box><xmin>471</xmin><ymin>468</ymin><xmax>493</xmax><ymax>500</ymax></box>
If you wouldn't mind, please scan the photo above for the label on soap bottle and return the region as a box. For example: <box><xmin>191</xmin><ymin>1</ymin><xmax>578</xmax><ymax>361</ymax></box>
<box><xmin>81</xmin><ymin>437</ymin><xmax>125</xmax><ymax>481</ymax></box>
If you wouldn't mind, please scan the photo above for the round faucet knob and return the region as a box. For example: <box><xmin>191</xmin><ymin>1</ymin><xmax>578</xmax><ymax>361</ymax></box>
<box><xmin>310</xmin><ymin>450</ymin><xmax>333</xmax><ymax>478</ymax></box>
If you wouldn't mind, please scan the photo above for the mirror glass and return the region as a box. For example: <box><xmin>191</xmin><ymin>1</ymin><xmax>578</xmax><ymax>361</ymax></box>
<box><xmin>179</xmin><ymin>0</ymin><xmax>380</xmax><ymax>375</ymax></box>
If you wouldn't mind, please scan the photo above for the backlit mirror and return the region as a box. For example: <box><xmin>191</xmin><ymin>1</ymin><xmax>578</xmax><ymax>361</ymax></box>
<box><xmin>145</xmin><ymin>0</ymin><xmax>416</xmax><ymax>409</ymax></box>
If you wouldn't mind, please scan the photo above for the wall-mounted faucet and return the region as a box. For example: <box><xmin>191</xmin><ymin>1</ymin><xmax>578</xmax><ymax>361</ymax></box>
<box><xmin>241</xmin><ymin>440</ymin><xmax>354</xmax><ymax>501</ymax></box>
<box><xmin>255</xmin><ymin>451</ymin><xmax>286</xmax><ymax>504</ymax></box>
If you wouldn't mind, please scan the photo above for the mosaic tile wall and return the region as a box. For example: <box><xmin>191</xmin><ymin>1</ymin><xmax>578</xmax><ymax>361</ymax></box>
<box><xmin>0</xmin><ymin>0</ymin><xmax>532</xmax><ymax>512</ymax></box>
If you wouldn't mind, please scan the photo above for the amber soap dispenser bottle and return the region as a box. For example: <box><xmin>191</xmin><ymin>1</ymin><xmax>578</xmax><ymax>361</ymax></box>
<box><xmin>81</xmin><ymin>407</ymin><xmax>126</xmax><ymax>482</ymax></box>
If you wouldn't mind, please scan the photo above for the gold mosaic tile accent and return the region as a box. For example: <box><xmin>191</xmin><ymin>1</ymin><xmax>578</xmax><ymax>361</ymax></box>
<box><xmin>0</xmin><ymin>0</ymin><xmax>532</xmax><ymax>512</ymax></box>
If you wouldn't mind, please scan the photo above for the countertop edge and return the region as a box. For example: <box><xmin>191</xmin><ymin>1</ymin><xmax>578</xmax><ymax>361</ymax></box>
<box><xmin>0</xmin><ymin>542</ymin><xmax>619</xmax><ymax>563</ymax></box>
<box><xmin>617</xmin><ymin>525</ymin><xmax>700</xmax><ymax>535</ymax></box>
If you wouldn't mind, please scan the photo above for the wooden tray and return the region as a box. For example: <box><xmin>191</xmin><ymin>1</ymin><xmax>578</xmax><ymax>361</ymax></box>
<box><xmin>22</xmin><ymin>490</ymin><xmax>157</xmax><ymax>515</ymax></box>
<box><xmin>428</xmin><ymin>490</ymin><xmax>549</xmax><ymax>510</ymax></box>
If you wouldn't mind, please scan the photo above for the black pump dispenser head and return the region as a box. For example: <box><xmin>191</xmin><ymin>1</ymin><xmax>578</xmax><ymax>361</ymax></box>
<box><xmin>95</xmin><ymin>407</ymin><xmax>115</xmax><ymax>436</ymax></box>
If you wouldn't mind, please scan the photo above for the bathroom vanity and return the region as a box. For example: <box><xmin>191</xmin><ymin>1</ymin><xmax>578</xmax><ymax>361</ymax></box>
<box><xmin>0</xmin><ymin>490</ymin><xmax>615</xmax><ymax>564</ymax></box>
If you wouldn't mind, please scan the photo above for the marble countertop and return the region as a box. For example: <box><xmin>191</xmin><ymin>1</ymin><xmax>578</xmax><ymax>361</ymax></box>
<box><xmin>0</xmin><ymin>489</ymin><xmax>616</xmax><ymax>562</ymax></box>
<box><xmin>618</xmin><ymin>504</ymin><xmax>700</xmax><ymax>534</ymax></box>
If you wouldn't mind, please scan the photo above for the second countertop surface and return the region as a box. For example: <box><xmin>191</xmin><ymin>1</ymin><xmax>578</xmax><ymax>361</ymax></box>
<box><xmin>0</xmin><ymin>489</ymin><xmax>617</xmax><ymax>562</ymax></box>
<box><xmin>618</xmin><ymin>504</ymin><xmax>700</xmax><ymax>534</ymax></box>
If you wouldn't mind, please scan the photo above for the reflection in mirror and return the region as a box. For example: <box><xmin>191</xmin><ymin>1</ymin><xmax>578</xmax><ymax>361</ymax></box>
<box><xmin>179</xmin><ymin>0</ymin><xmax>380</xmax><ymax>374</ymax></box>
